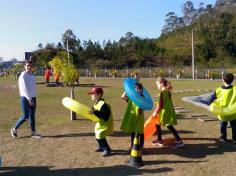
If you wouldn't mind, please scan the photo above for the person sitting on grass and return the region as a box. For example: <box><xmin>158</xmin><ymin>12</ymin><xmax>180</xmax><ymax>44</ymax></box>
<box><xmin>88</xmin><ymin>87</ymin><xmax>113</xmax><ymax>157</ymax></box>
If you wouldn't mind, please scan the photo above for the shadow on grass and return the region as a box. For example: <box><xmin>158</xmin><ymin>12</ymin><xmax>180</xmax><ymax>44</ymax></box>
<box><xmin>0</xmin><ymin>165</ymin><xmax>173</xmax><ymax>176</ymax></box>
<box><xmin>111</xmin><ymin>149</ymin><xmax>129</xmax><ymax>155</ymax></box>
<box><xmin>37</xmin><ymin>131</ymin><xmax>130</xmax><ymax>139</ymax></box>
<box><xmin>18</xmin><ymin>131</ymin><xmax>130</xmax><ymax>139</ymax></box>
<box><xmin>152</xmin><ymin>129</ymin><xmax>195</xmax><ymax>136</ymax></box>
<box><xmin>145</xmin><ymin>159</ymin><xmax>207</xmax><ymax>166</ymax></box>
<box><xmin>111</xmin><ymin>131</ymin><xmax>130</xmax><ymax>137</ymax></box>
<box><xmin>42</xmin><ymin>132</ymin><xmax>95</xmax><ymax>138</ymax></box>
<box><xmin>144</xmin><ymin>137</ymin><xmax>236</xmax><ymax>159</ymax></box>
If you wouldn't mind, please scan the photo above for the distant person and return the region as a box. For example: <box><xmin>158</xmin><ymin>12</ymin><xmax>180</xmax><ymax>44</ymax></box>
<box><xmin>11</xmin><ymin>60</ymin><xmax>41</xmax><ymax>138</ymax></box>
<box><xmin>88</xmin><ymin>87</ymin><xmax>113</xmax><ymax>157</ymax></box>
<box><xmin>44</xmin><ymin>66</ymin><xmax>52</xmax><ymax>84</ymax></box>
<box><xmin>54</xmin><ymin>72</ymin><xmax>60</xmax><ymax>85</ymax></box>
<box><xmin>208</xmin><ymin>73</ymin><xmax>236</xmax><ymax>143</ymax></box>
<box><xmin>75</xmin><ymin>71</ymin><xmax>80</xmax><ymax>85</ymax></box>
<box><xmin>152</xmin><ymin>77</ymin><xmax>184</xmax><ymax>148</ymax></box>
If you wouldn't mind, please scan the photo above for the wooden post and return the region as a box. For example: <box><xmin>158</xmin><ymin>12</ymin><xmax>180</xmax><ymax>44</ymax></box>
<box><xmin>70</xmin><ymin>86</ymin><xmax>76</xmax><ymax>120</ymax></box>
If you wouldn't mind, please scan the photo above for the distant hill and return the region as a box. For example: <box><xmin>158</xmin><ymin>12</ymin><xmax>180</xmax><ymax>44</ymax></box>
<box><xmin>156</xmin><ymin>0</ymin><xmax>236</xmax><ymax>68</ymax></box>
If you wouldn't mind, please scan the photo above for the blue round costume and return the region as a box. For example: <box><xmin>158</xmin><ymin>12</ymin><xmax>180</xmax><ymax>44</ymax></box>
<box><xmin>123</xmin><ymin>78</ymin><xmax>153</xmax><ymax>110</ymax></box>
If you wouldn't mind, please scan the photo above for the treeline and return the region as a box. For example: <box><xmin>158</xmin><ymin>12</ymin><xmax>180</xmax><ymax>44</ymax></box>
<box><xmin>32</xmin><ymin>0</ymin><xmax>236</xmax><ymax>69</ymax></box>
<box><xmin>32</xmin><ymin>31</ymin><xmax>164</xmax><ymax>69</ymax></box>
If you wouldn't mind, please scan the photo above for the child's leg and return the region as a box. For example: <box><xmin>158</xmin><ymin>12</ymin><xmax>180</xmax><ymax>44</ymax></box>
<box><xmin>139</xmin><ymin>133</ymin><xmax>144</xmax><ymax>149</ymax></box>
<box><xmin>130</xmin><ymin>132</ymin><xmax>135</xmax><ymax>148</ymax></box>
<box><xmin>100</xmin><ymin>138</ymin><xmax>111</xmax><ymax>151</ymax></box>
<box><xmin>230</xmin><ymin>119</ymin><xmax>236</xmax><ymax>142</ymax></box>
<box><xmin>167</xmin><ymin>125</ymin><xmax>181</xmax><ymax>141</ymax></box>
<box><xmin>220</xmin><ymin>121</ymin><xmax>228</xmax><ymax>140</ymax></box>
<box><xmin>95</xmin><ymin>138</ymin><xmax>103</xmax><ymax>151</ymax></box>
<box><xmin>156</xmin><ymin>124</ymin><xmax>163</xmax><ymax>141</ymax></box>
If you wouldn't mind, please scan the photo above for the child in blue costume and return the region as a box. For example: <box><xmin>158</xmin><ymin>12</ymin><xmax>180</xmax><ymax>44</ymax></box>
<box><xmin>208</xmin><ymin>73</ymin><xmax>236</xmax><ymax>143</ymax></box>
<box><xmin>88</xmin><ymin>87</ymin><xmax>113</xmax><ymax>156</ymax></box>
<box><xmin>121</xmin><ymin>82</ymin><xmax>145</xmax><ymax>151</ymax></box>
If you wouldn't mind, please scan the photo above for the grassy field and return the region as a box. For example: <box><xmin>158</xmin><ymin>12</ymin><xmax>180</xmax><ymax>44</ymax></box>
<box><xmin>0</xmin><ymin>76</ymin><xmax>236</xmax><ymax>176</ymax></box>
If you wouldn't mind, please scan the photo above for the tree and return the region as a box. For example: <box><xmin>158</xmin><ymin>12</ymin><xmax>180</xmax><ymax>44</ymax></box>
<box><xmin>182</xmin><ymin>1</ymin><xmax>197</xmax><ymax>26</ymax></box>
<box><xmin>10</xmin><ymin>63</ymin><xmax>23</xmax><ymax>80</ymax></box>
<box><xmin>49</xmin><ymin>51</ymin><xmax>79</xmax><ymax>120</ymax></box>
<box><xmin>62</xmin><ymin>29</ymin><xmax>80</xmax><ymax>52</ymax></box>
<box><xmin>56</xmin><ymin>42</ymin><xmax>64</xmax><ymax>50</ymax></box>
<box><xmin>162</xmin><ymin>12</ymin><xmax>179</xmax><ymax>34</ymax></box>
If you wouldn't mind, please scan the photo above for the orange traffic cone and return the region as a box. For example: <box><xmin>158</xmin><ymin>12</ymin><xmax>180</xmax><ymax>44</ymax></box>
<box><xmin>128</xmin><ymin>132</ymin><xmax>144</xmax><ymax>167</ymax></box>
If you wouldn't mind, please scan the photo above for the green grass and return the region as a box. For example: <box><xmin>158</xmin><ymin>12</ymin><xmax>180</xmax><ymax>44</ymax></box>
<box><xmin>0</xmin><ymin>76</ymin><xmax>235</xmax><ymax>176</ymax></box>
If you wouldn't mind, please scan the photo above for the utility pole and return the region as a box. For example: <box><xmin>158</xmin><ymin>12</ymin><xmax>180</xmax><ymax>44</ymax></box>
<box><xmin>192</xmin><ymin>29</ymin><xmax>195</xmax><ymax>79</ymax></box>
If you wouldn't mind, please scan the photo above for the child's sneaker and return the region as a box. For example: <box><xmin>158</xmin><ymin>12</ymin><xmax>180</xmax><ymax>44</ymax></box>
<box><xmin>152</xmin><ymin>140</ymin><xmax>164</xmax><ymax>147</ymax></box>
<box><xmin>95</xmin><ymin>147</ymin><xmax>103</xmax><ymax>152</ymax></box>
<box><xmin>31</xmin><ymin>132</ymin><xmax>42</xmax><ymax>139</ymax></box>
<box><xmin>219</xmin><ymin>137</ymin><xmax>227</xmax><ymax>143</ymax></box>
<box><xmin>173</xmin><ymin>141</ymin><xmax>185</xmax><ymax>149</ymax></box>
<box><xmin>11</xmin><ymin>128</ymin><xmax>17</xmax><ymax>138</ymax></box>
<box><xmin>102</xmin><ymin>150</ymin><xmax>111</xmax><ymax>157</ymax></box>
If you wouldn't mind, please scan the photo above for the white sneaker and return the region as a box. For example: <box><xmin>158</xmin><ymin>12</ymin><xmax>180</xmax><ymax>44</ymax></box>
<box><xmin>11</xmin><ymin>128</ymin><xmax>17</xmax><ymax>138</ymax></box>
<box><xmin>152</xmin><ymin>140</ymin><xmax>164</xmax><ymax>147</ymax></box>
<box><xmin>31</xmin><ymin>132</ymin><xmax>42</xmax><ymax>139</ymax></box>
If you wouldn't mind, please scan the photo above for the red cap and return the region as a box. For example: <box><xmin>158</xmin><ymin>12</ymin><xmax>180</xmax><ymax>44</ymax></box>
<box><xmin>88</xmin><ymin>87</ymin><xmax>103</xmax><ymax>95</ymax></box>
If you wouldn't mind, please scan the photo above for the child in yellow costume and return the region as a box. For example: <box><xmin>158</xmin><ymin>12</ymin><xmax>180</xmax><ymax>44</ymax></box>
<box><xmin>121</xmin><ymin>82</ymin><xmax>145</xmax><ymax>151</ymax></box>
<box><xmin>88</xmin><ymin>87</ymin><xmax>113</xmax><ymax>157</ymax></box>
<box><xmin>152</xmin><ymin>77</ymin><xmax>185</xmax><ymax>148</ymax></box>
<box><xmin>208</xmin><ymin>73</ymin><xmax>236</xmax><ymax>143</ymax></box>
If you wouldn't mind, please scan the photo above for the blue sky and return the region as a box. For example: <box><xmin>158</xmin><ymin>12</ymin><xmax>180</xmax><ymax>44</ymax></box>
<box><xmin>0</xmin><ymin>0</ymin><xmax>216</xmax><ymax>60</ymax></box>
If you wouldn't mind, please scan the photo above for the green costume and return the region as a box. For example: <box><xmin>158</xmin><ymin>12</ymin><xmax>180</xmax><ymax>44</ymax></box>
<box><xmin>94</xmin><ymin>100</ymin><xmax>113</xmax><ymax>139</ymax></box>
<box><xmin>157</xmin><ymin>90</ymin><xmax>177</xmax><ymax>126</ymax></box>
<box><xmin>120</xmin><ymin>99</ymin><xmax>144</xmax><ymax>133</ymax></box>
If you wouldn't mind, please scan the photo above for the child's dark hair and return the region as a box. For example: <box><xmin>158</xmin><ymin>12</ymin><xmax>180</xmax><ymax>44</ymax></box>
<box><xmin>223</xmin><ymin>73</ymin><xmax>234</xmax><ymax>85</ymax></box>
<box><xmin>135</xmin><ymin>82</ymin><xmax>143</xmax><ymax>91</ymax></box>
<box><xmin>157</xmin><ymin>77</ymin><xmax>173</xmax><ymax>91</ymax></box>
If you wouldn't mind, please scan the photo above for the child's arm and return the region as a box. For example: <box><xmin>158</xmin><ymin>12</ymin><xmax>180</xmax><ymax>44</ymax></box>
<box><xmin>153</xmin><ymin>92</ymin><xmax>163</xmax><ymax>116</ymax></box>
<box><xmin>121</xmin><ymin>92</ymin><xmax>128</xmax><ymax>102</ymax></box>
<box><xmin>91</xmin><ymin>104</ymin><xmax>110</xmax><ymax>121</ymax></box>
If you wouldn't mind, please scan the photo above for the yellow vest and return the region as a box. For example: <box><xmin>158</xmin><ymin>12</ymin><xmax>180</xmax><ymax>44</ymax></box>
<box><xmin>215</xmin><ymin>86</ymin><xmax>236</xmax><ymax>121</ymax></box>
<box><xmin>94</xmin><ymin>100</ymin><xmax>113</xmax><ymax>139</ymax></box>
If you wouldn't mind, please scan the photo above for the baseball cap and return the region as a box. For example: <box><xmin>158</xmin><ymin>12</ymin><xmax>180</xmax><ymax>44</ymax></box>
<box><xmin>88</xmin><ymin>87</ymin><xmax>103</xmax><ymax>95</ymax></box>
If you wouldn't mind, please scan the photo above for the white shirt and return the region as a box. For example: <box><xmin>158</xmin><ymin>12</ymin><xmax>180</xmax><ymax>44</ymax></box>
<box><xmin>18</xmin><ymin>71</ymin><xmax>36</xmax><ymax>101</ymax></box>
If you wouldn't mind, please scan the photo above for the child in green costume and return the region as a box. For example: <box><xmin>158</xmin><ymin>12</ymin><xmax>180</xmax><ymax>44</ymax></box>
<box><xmin>121</xmin><ymin>82</ymin><xmax>145</xmax><ymax>150</ymax></box>
<box><xmin>88</xmin><ymin>87</ymin><xmax>113</xmax><ymax>157</ymax></box>
<box><xmin>152</xmin><ymin>77</ymin><xmax>185</xmax><ymax>148</ymax></box>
